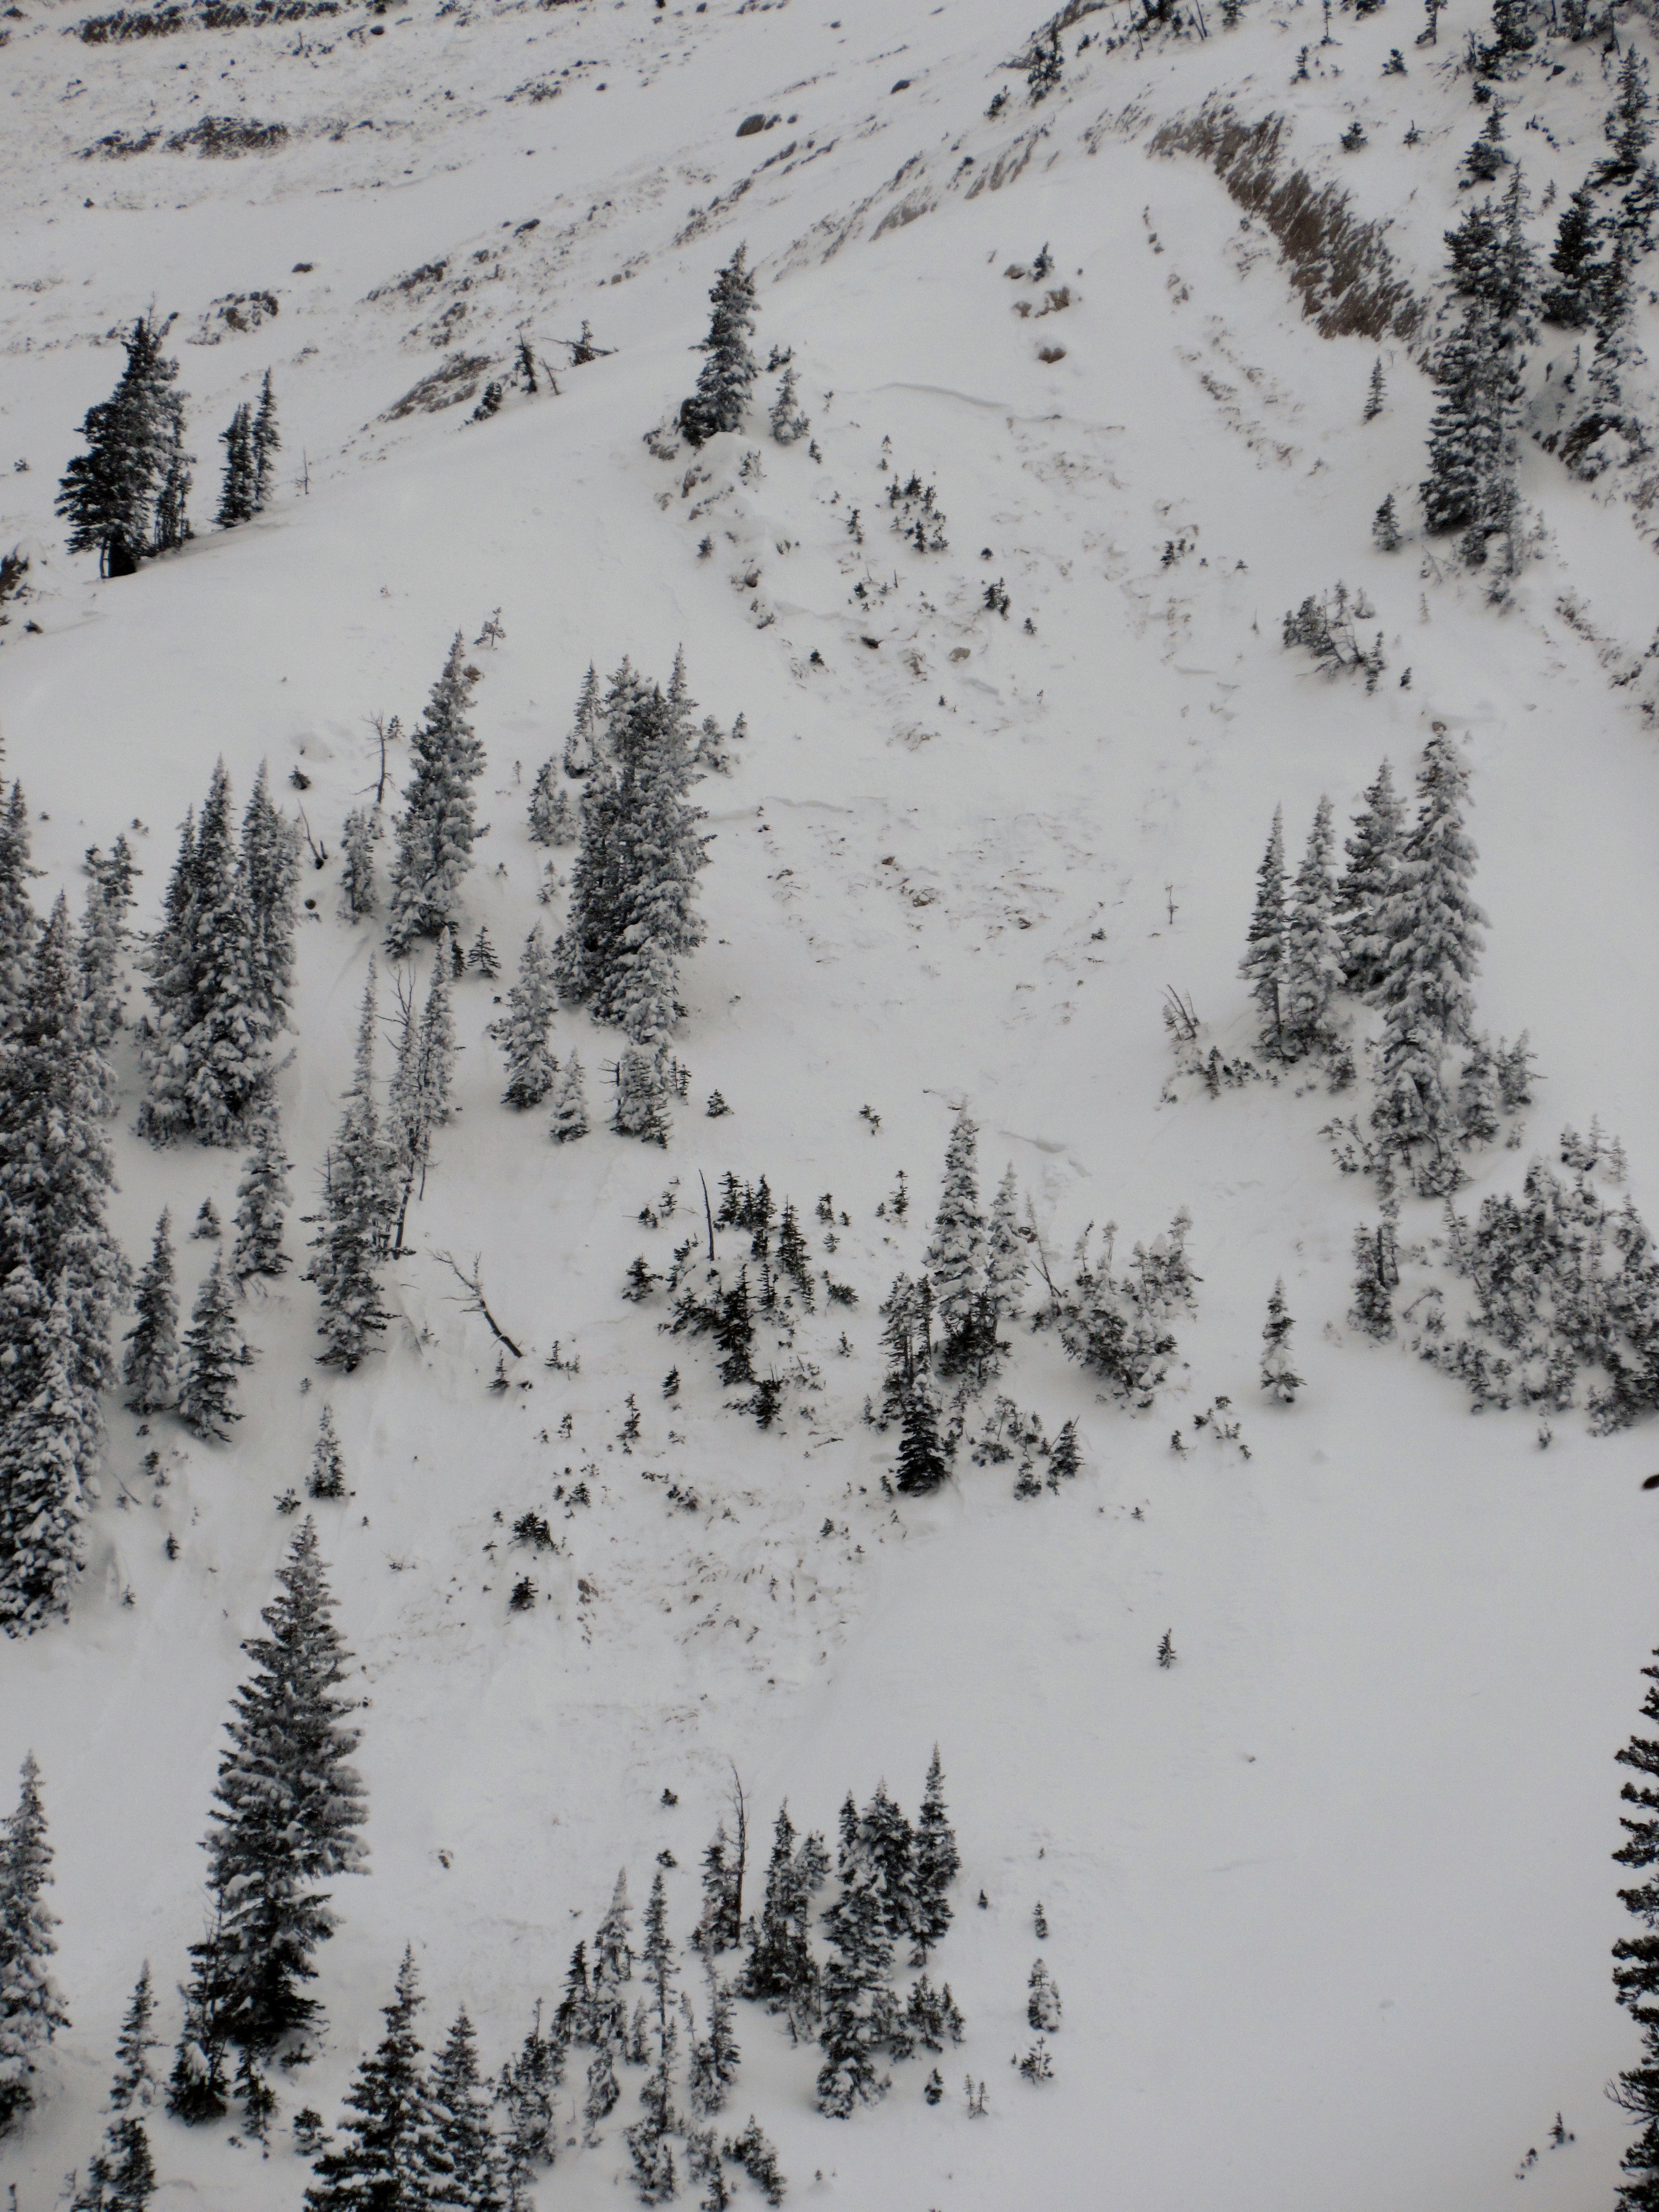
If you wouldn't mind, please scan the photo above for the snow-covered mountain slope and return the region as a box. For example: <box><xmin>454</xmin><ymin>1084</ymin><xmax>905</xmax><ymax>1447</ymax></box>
<box><xmin>5</xmin><ymin>0</ymin><xmax>1659</xmax><ymax>2205</ymax></box>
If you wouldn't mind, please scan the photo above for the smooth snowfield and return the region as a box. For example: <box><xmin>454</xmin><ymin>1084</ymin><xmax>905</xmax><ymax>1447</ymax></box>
<box><xmin>3</xmin><ymin>0</ymin><xmax>1659</xmax><ymax>2206</ymax></box>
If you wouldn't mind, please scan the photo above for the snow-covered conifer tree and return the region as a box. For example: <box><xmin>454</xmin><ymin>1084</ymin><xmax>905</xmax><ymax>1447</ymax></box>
<box><xmin>0</xmin><ymin>779</ymin><xmax>35</xmax><ymax>1034</ymax></box>
<box><xmin>55</xmin><ymin>315</ymin><xmax>185</xmax><ymax>577</ymax></box>
<box><xmin>304</xmin><ymin>1949</ymin><xmax>443</xmax><ymax>2212</ymax></box>
<box><xmin>911</xmin><ymin>1748</ymin><xmax>960</xmax><ymax>1965</ymax></box>
<box><xmin>739</xmin><ymin>1805</ymin><xmax>817</xmax><ymax>2017</ymax></box>
<box><xmin>1370</xmin><ymin>734</ymin><xmax>1488</xmax><ymax>1189</ymax></box>
<box><xmin>203</xmin><ymin>1517</ymin><xmax>368</xmax><ymax>2058</ymax></box>
<box><xmin>307</xmin><ymin>966</ymin><xmax>394</xmax><ymax>1370</ymax></box>
<box><xmin>1613</xmin><ymin>1634</ymin><xmax>1659</xmax><ymax>2208</ymax></box>
<box><xmin>926</xmin><ymin>1112</ymin><xmax>988</xmax><ymax>1372</ymax></box>
<box><xmin>240</xmin><ymin>762</ymin><xmax>301</xmax><ymax>1047</ymax></box>
<box><xmin>563</xmin><ymin>664</ymin><xmax>601</xmax><ymax>780</ymax></box>
<box><xmin>231</xmin><ymin>1106</ymin><xmax>292</xmax><ymax>1281</ymax></box>
<box><xmin>216</xmin><ymin>404</ymin><xmax>257</xmax><ymax>529</ymax></box>
<box><xmin>493</xmin><ymin>925</ymin><xmax>558</xmax><ymax>1108</ymax></box>
<box><xmin>1282</xmin><ymin>798</ymin><xmax>1344</xmax><ymax>1058</ymax></box>
<box><xmin>385</xmin><ymin>637</ymin><xmax>485</xmax><ymax>956</ymax></box>
<box><xmin>0</xmin><ymin>1752</ymin><xmax>70</xmax><ymax>2136</ymax></box>
<box><xmin>177</xmin><ymin>1259</ymin><xmax>249</xmax><ymax>1442</ymax></box>
<box><xmin>815</xmin><ymin>1863</ymin><xmax>893</xmax><ymax>2116</ymax></box>
<box><xmin>124</xmin><ymin>1212</ymin><xmax>180</xmax><ymax>1413</ymax></box>
<box><xmin>894</xmin><ymin>1384</ymin><xmax>949</xmax><ymax>1496</ymax></box>
<box><xmin>0</xmin><ymin>893</ymin><xmax>124</xmax><ymax>1410</ymax></box>
<box><xmin>139</xmin><ymin>760</ymin><xmax>270</xmax><ymax>1145</ymax></box>
<box><xmin>77</xmin><ymin>835</ymin><xmax>138</xmax><ymax>1061</ymax></box>
<box><xmin>251</xmin><ymin>370</ymin><xmax>280</xmax><ymax>512</ymax></box>
<box><xmin>308</xmin><ymin>1405</ymin><xmax>348</xmax><ymax>1500</ymax></box>
<box><xmin>680</xmin><ymin>245</ymin><xmax>760</xmax><ymax>446</ymax></box>
<box><xmin>495</xmin><ymin>2001</ymin><xmax>556</xmax><ymax>2209</ymax></box>
<box><xmin>549</xmin><ymin>1051</ymin><xmax>589</xmax><ymax>1143</ymax></box>
<box><xmin>1260</xmin><ymin>1279</ymin><xmax>1302</xmax><ymax>1403</ymax></box>
<box><xmin>339</xmin><ymin>806</ymin><xmax>383</xmax><ymax>924</ymax></box>
<box><xmin>1239</xmin><ymin>805</ymin><xmax>1287</xmax><ymax>1052</ymax></box>
<box><xmin>0</xmin><ymin>1287</ymin><xmax>96</xmax><ymax>1636</ymax></box>
<box><xmin>769</xmin><ymin>362</ymin><xmax>809</xmax><ymax>444</ymax></box>
<box><xmin>431</xmin><ymin>2007</ymin><xmax>505</xmax><ymax>2212</ymax></box>
<box><xmin>986</xmin><ymin>1164</ymin><xmax>1026</xmax><ymax>1330</ymax></box>
<box><xmin>1334</xmin><ymin>761</ymin><xmax>1405</xmax><ymax>994</ymax></box>
<box><xmin>74</xmin><ymin>1966</ymin><xmax>160</xmax><ymax>2212</ymax></box>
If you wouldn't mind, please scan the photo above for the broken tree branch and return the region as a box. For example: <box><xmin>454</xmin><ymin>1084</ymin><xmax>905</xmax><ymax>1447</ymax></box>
<box><xmin>431</xmin><ymin>1250</ymin><xmax>525</xmax><ymax>1359</ymax></box>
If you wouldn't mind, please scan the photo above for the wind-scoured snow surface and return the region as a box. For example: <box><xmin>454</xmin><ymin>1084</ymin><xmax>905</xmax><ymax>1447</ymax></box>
<box><xmin>4</xmin><ymin>0</ymin><xmax>1659</xmax><ymax>2203</ymax></box>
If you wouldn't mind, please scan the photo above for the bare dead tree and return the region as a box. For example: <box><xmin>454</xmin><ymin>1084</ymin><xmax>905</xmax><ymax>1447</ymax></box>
<box><xmin>369</xmin><ymin>711</ymin><xmax>402</xmax><ymax>808</ymax></box>
<box><xmin>431</xmin><ymin>1250</ymin><xmax>525</xmax><ymax>1360</ymax></box>
<box><xmin>1023</xmin><ymin>1197</ymin><xmax>1065</xmax><ymax>1319</ymax></box>
<box><xmin>296</xmin><ymin>804</ymin><xmax>328</xmax><ymax>870</ymax></box>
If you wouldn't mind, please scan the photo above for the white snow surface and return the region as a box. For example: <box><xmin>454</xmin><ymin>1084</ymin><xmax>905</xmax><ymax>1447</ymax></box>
<box><xmin>3</xmin><ymin>0</ymin><xmax>1659</xmax><ymax>2205</ymax></box>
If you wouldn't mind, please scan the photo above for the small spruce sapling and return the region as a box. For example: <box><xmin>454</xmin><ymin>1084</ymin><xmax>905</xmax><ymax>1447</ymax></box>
<box><xmin>1027</xmin><ymin>1959</ymin><xmax>1062</xmax><ymax>2032</ymax></box>
<box><xmin>1363</xmin><ymin>358</ymin><xmax>1386</xmax><ymax>420</ymax></box>
<box><xmin>1373</xmin><ymin>493</ymin><xmax>1402</xmax><ymax>551</ymax></box>
<box><xmin>1260</xmin><ymin>1279</ymin><xmax>1303</xmax><ymax>1403</ymax></box>
<box><xmin>308</xmin><ymin>1405</ymin><xmax>347</xmax><ymax>1500</ymax></box>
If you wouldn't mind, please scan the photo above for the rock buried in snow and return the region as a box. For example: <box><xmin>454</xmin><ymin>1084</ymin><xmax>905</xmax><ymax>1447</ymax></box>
<box><xmin>891</xmin><ymin>78</ymin><xmax>911</xmax><ymax>91</ymax></box>
<box><xmin>736</xmin><ymin>113</ymin><xmax>766</xmax><ymax>137</ymax></box>
<box><xmin>1643</xmin><ymin>1473</ymin><xmax>1659</xmax><ymax>1490</ymax></box>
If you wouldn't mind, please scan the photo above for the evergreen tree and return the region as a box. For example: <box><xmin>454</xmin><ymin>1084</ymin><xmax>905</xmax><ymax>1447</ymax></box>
<box><xmin>231</xmin><ymin>1106</ymin><xmax>292</xmax><ymax>1281</ymax></box>
<box><xmin>1372</xmin><ymin>493</ymin><xmax>1401</xmax><ymax>552</ymax></box>
<box><xmin>167</xmin><ymin>1893</ymin><xmax>230</xmax><ymax>2124</ymax></box>
<box><xmin>625</xmin><ymin>1872</ymin><xmax>679</xmax><ymax>2202</ymax></box>
<box><xmin>1335</xmin><ymin>760</ymin><xmax>1405</xmax><ymax>993</ymax></box>
<box><xmin>339</xmin><ymin>806</ymin><xmax>384</xmax><ymax>924</ymax></box>
<box><xmin>0</xmin><ymin>890</ymin><xmax>125</xmax><ymax>1409</ymax></box>
<box><xmin>204</xmin><ymin>1517</ymin><xmax>368</xmax><ymax>2058</ymax></box>
<box><xmin>78</xmin><ymin>835</ymin><xmax>139</xmax><ymax>1060</ymax></box>
<box><xmin>739</xmin><ymin>1805</ymin><xmax>817</xmax><ymax>2017</ymax></box>
<box><xmin>492</xmin><ymin>925</ymin><xmax>558</xmax><ymax>1108</ymax></box>
<box><xmin>177</xmin><ymin>1258</ymin><xmax>249</xmax><ymax>1441</ymax></box>
<box><xmin>385</xmin><ymin>638</ymin><xmax>485</xmax><ymax>957</ymax></box>
<box><xmin>894</xmin><ymin>1383</ymin><xmax>948</xmax><ymax>1496</ymax></box>
<box><xmin>925</xmin><ymin>1111</ymin><xmax>988</xmax><ymax>1371</ymax></box>
<box><xmin>75</xmin><ymin>1966</ymin><xmax>161</xmax><ymax>2212</ymax></box>
<box><xmin>581</xmin><ymin>2042</ymin><xmax>619</xmax><ymax>2144</ymax></box>
<box><xmin>1422</xmin><ymin>175</ymin><xmax>1537</xmax><ymax>570</ymax></box>
<box><xmin>0</xmin><ymin>1285</ymin><xmax>96</xmax><ymax>1635</ymax></box>
<box><xmin>55</xmin><ymin>314</ymin><xmax>185</xmax><ymax>576</ymax></box>
<box><xmin>431</xmin><ymin>2007</ymin><xmax>505</xmax><ymax>2212</ymax></box>
<box><xmin>123</xmin><ymin>1212</ymin><xmax>180</xmax><ymax>1413</ymax></box>
<box><xmin>304</xmin><ymin>1948</ymin><xmax>444</xmax><ymax>2212</ymax></box>
<box><xmin>911</xmin><ymin>1747</ymin><xmax>960</xmax><ymax>1965</ymax></box>
<box><xmin>216</xmin><ymin>404</ymin><xmax>257</xmax><ymax>529</ymax></box>
<box><xmin>1349</xmin><ymin>1211</ymin><xmax>1398</xmax><ymax>1339</ymax></box>
<box><xmin>1238</xmin><ymin>805</ymin><xmax>1286</xmax><ymax>1051</ymax></box>
<box><xmin>1370</xmin><ymin>734</ymin><xmax>1487</xmax><ymax>1188</ymax></box>
<box><xmin>815</xmin><ymin>1864</ymin><xmax>893</xmax><ymax>2116</ymax></box>
<box><xmin>307</xmin><ymin>966</ymin><xmax>394</xmax><ymax>1370</ymax></box>
<box><xmin>494</xmin><ymin>2001</ymin><xmax>556</xmax><ymax>2210</ymax></box>
<box><xmin>309</xmin><ymin>1405</ymin><xmax>348</xmax><ymax>1500</ymax></box>
<box><xmin>1543</xmin><ymin>181</ymin><xmax>1604</xmax><ymax>325</ymax></box>
<box><xmin>680</xmin><ymin>245</ymin><xmax>760</xmax><ymax>446</ymax></box>
<box><xmin>1282</xmin><ymin>797</ymin><xmax>1344</xmax><ymax>1057</ymax></box>
<box><xmin>985</xmin><ymin>1164</ymin><xmax>1026</xmax><ymax>1328</ymax></box>
<box><xmin>768</xmin><ymin>362</ymin><xmax>809</xmax><ymax>444</ymax></box>
<box><xmin>722</xmin><ymin>2117</ymin><xmax>785</xmax><ymax>2207</ymax></box>
<box><xmin>549</xmin><ymin>1050</ymin><xmax>589</xmax><ymax>1142</ymax></box>
<box><xmin>0</xmin><ymin>778</ymin><xmax>36</xmax><ymax>1034</ymax></box>
<box><xmin>563</xmin><ymin>665</ymin><xmax>601</xmax><ymax>780</ymax></box>
<box><xmin>855</xmin><ymin>1783</ymin><xmax>916</xmax><ymax>1945</ymax></box>
<box><xmin>0</xmin><ymin>1752</ymin><xmax>70</xmax><ymax>2136</ymax></box>
<box><xmin>251</xmin><ymin>370</ymin><xmax>280</xmax><ymax>511</ymax></box>
<box><xmin>1026</xmin><ymin>1959</ymin><xmax>1062</xmax><ymax>2032</ymax></box>
<box><xmin>1260</xmin><ymin>1279</ymin><xmax>1302</xmax><ymax>1403</ymax></box>
<box><xmin>241</xmin><ymin>761</ymin><xmax>302</xmax><ymax>1047</ymax></box>
<box><xmin>1615</xmin><ymin>1635</ymin><xmax>1659</xmax><ymax>2207</ymax></box>
<box><xmin>139</xmin><ymin>760</ymin><xmax>271</xmax><ymax>1145</ymax></box>
<box><xmin>150</xmin><ymin>393</ymin><xmax>192</xmax><ymax>558</ymax></box>
<box><xmin>590</xmin><ymin>1869</ymin><xmax>634</xmax><ymax>2049</ymax></box>
<box><xmin>1046</xmin><ymin>1417</ymin><xmax>1082</xmax><ymax>1488</ymax></box>
<box><xmin>1362</xmin><ymin>357</ymin><xmax>1386</xmax><ymax>420</ymax></box>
